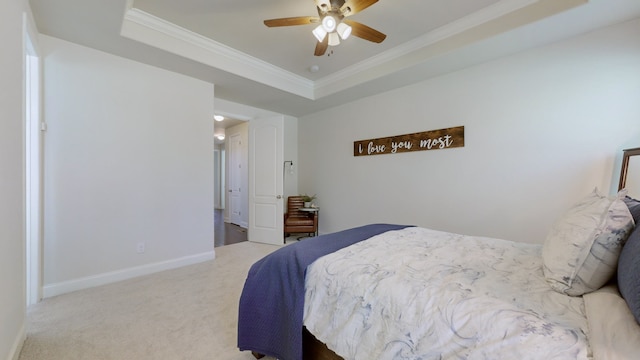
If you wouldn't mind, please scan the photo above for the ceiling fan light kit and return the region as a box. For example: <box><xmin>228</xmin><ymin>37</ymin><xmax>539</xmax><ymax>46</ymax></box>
<box><xmin>312</xmin><ymin>25</ymin><xmax>327</xmax><ymax>42</ymax></box>
<box><xmin>328</xmin><ymin>32</ymin><xmax>340</xmax><ymax>46</ymax></box>
<box><xmin>264</xmin><ymin>0</ymin><xmax>385</xmax><ymax>56</ymax></box>
<box><xmin>337</xmin><ymin>22</ymin><xmax>352</xmax><ymax>40</ymax></box>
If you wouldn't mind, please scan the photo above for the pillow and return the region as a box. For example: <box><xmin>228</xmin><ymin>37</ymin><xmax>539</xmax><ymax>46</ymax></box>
<box><xmin>583</xmin><ymin>285</ymin><xmax>640</xmax><ymax>359</ymax></box>
<box><xmin>618</xmin><ymin>224</ymin><xmax>640</xmax><ymax>324</ymax></box>
<box><xmin>542</xmin><ymin>188</ymin><xmax>634</xmax><ymax>296</ymax></box>
<box><xmin>623</xmin><ymin>195</ymin><xmax>640</xmax><ymax>225</ymax></box>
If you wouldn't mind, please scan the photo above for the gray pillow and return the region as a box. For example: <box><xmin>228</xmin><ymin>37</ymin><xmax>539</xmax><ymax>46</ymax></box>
<box><xmin>618</xmin><ymin>195</ymin><xmax>640</xmax><ymax>324</ymax></box>
<box><xmin>623</xmin><ymin>196</ymin><xmax>640</xmax><ymax>225</ymax></box>
<box><xmin>618</xmin><ymin>225</ymin><xmax>640</xmax><ymax>324</ymax></box>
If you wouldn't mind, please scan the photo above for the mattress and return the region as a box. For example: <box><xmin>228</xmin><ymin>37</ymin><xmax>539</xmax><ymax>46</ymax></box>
<box><xmin>303</xmin><ymin>227</ymin><xmax>590</xmax><ymax>360</ymax></box>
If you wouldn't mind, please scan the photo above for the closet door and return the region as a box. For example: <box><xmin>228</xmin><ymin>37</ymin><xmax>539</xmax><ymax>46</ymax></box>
<box><xmin>229</xmin><ymin>132</ymin><xmax>243</xmax><ymax>226</ymax></box>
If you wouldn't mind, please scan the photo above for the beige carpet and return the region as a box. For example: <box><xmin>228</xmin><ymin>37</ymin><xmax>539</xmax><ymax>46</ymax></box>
<box><xmin>19</xmin><ymin>241</ymin><xmax>285</xmax><ymax>360</ymax></box>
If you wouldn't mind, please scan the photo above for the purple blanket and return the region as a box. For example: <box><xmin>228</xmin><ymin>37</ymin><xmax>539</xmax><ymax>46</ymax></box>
<box><xmin>237</xmin><ymin>224</ymin><xmax>411</xmax><ymax>360</ymax></box>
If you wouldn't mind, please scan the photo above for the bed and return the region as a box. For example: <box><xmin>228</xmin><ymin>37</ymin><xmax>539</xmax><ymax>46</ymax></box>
<box><xmin>238</xmin><ymin>152</ymin><xmax>640</xmax><ymax>360</ymax></box>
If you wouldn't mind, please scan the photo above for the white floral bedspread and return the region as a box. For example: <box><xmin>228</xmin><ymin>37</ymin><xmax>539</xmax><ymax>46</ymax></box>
<box><xmin>303</xmin><ymin>227</ymin><xmax>590</xmax><ymax>360</ymax></box>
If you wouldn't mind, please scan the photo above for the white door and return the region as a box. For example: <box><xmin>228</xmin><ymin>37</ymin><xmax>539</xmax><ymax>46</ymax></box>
<box><xmin>229</xmin><ymin>132</ymin><xmax>243</xmax><ymax>226</ymax></box>
<box><xmin>25</xmin><ymin>37</ymin><xmax>42</xmax><ymax>305</ymax></box>
<box><xmin>249</xmin><ymin>116</ymin><xmax>284</xmax><ymax>245</ymax></box>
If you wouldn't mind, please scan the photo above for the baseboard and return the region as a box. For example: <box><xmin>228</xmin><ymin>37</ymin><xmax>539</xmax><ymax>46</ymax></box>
<box><xmin>43</xmin><ymin>251</ymin><xmax>216</xmax><ymax>298</ymax></box>
<box><xmin>8</xmin><ymin>322</ymin><xmax>25</xmax><ymax>360</ymax></box>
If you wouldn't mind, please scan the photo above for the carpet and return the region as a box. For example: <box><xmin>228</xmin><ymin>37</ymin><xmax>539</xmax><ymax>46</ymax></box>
<box><xmin>19</xmin><ymin>241</ymin><xmax>281</xmax><ymax>360</ymax></box>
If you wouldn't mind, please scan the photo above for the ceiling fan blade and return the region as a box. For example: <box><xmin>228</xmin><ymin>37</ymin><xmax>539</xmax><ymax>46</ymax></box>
<box><xmin>314</xmin><ymin>37</ymin><xmax>329</xmax><ymax>56</ymax></box>
<box><xmin>343</xmin><ymin>19</ymin><xmax>386</xmax><ymax>43</ymax></box>
<box><xmin>340</xmin><ymin>0</ymin><xmax>378</xmax><ymax>16</ymax></box>
<box><xmin>264</xmin><ymin>16</ymin><xmax>320</xmax><ymax>27</ymax></box>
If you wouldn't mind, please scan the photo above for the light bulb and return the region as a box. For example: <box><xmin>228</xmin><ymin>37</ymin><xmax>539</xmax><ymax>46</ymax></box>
<box><xmin>322</xmin><ymin>16</ymin><xmax>337</xmax><ymax>32</ymax></box>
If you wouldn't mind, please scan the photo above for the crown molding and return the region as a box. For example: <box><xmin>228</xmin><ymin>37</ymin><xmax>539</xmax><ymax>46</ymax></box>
<box><xmin>121</xmin><ymin>8</ymin><xmax>316</xmax><ymax>99</ymax></box>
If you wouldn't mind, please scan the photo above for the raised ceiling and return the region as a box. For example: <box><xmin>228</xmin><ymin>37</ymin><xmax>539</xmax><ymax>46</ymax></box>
<box><xmin>130</xmin><ymin>0</ymin><xmax>502</xmax><ymax>80</ymax></box>
<box><xmin>30</xmin><ymin>0</ymin><xmax>640</xmax><ymax>117</ymax></box>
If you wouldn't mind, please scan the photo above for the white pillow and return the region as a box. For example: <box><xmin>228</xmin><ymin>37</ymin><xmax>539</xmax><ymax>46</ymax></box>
<box><xmin>583</xmin><ymin>285</ymin><xmax>640</xmax><ymax>360</ymax></box>
<box><xmin>542</xmin><ymin>188</ymin><xmax>634</xmax><ymax>296</ymax></box>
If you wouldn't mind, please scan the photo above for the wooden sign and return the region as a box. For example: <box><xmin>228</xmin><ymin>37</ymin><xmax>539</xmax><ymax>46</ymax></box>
<box><xmin>354</xmin><ymin>126</ymin><xmax>464</xmax><ymax>157</ymax></box>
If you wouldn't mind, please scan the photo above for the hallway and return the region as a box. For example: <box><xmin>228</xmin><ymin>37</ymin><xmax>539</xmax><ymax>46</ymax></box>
<box><xmin>214</xmin><ymin>209</ymin><xmax>248</xmax><ymax>247</ymax></box>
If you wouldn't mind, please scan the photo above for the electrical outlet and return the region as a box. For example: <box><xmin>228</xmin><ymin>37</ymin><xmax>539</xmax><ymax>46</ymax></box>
<box><xmin>136</xmin><ymin>242</ymin><xmax>145</xmax><ymax>254</ymax></box>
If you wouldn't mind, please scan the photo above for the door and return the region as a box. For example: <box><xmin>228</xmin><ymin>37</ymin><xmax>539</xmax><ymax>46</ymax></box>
<box><xmin>25</xmin><ymin>33</ymin><xmax>42</xmax><ymax>305</ymax></box>
<box><xmin>229</xmin><ymin>132</ymin><xmax>243</xmax><ymax>226</ymax></box>
<box><xmin>214</xmin><ymin>149</ymin><xmax>221</xmax><ymax>209</ymax></box>
<box><xmin>249</xmin><ymin>116</ymin><xmax>284</xmax><ymax>245</ymax></box>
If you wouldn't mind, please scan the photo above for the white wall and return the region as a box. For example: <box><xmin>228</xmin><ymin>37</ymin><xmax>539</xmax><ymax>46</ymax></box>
<box><xmin>1</xmin><ymin>1</ymin><xmax>34</xmax><ymax>358</ymax></box>
<box><xmin>299</xmin><ymin>18</ymin><xmax>640</xmax><ymax>244</ymax></box>
<box><xmin>41</xmin><ymin>35</ymin><xmax>215</xmax><ymax>297</ymax></box>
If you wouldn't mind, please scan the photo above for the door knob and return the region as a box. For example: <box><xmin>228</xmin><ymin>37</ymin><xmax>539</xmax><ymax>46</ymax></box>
<box><xmin>276</xmin><ymin>195</ymin><xmax>282</xmax><ymax>199</ymax></box>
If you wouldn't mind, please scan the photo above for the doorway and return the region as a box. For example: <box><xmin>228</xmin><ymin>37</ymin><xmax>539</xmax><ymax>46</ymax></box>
<box><xmin>213</xmin><ymin>109</ymin><xmax>287</xmax><ymax>246</ymax></box>
<box><xmin>213</xmin><ymin>116</ymin><xmax>249</xmax><ymax>246</ymax></box>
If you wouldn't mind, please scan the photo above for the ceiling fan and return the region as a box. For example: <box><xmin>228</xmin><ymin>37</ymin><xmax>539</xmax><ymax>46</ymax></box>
<box><xmin>264</xmin><ymin>0</ymin><xmax>386</xmax><ymax>56</ymax></box>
